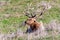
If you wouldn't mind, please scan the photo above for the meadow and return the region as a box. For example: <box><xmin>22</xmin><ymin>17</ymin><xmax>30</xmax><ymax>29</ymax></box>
<box><xmin>0</xmin><ymin>0</ymin><xmax>60</xmax><ymax>40</ymax></box>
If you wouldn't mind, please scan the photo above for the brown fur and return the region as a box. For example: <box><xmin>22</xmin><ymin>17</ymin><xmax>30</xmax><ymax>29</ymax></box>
<box><xmin>25</xmin><ymin>18</ymin><xmax>40</xmax><ymax>32</ymax></box>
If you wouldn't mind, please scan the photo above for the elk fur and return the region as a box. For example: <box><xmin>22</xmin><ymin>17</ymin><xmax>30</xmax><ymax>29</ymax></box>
<box><xmin>25</xmin><ymin>18</ymin><xmax>45</xmax><ymax>33</ymax></box>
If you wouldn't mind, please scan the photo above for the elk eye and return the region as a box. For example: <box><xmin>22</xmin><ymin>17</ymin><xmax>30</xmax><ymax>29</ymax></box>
<box><xmin>34</xmin><ymin>21</ymin><xmax>36</xmax><ymax>22</ymax></box>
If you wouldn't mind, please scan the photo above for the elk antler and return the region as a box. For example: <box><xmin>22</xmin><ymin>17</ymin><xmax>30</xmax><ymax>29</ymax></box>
<box><xmin>24</xmin><ymin>8</ymin><xmax>36</xmax><ymax>18</ymax></box>
<box><xmin>39</xmin><ymin>7</ymin><xmax>45</xmax><ymax>16</ymax></box>
<box><xmin>25</xmin><ymin>12</ymin><xmax>36</xmax><ymax>18</ymax></box>
<box><xmin>31</xmin><ymin>13</ymin><xmax>36</xmax><ymax>18</ymax></box>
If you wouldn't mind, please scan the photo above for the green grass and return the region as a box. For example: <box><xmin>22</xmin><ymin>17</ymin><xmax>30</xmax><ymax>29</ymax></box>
<box><xmin>40</xmin><ymin>7</ymin><xmax>60</xmax><ymax>23</ymax></box>
<box><xmin>0</xmin><ymin>0</ymin><xmax>60</xmax><ymax>40</ymax></box>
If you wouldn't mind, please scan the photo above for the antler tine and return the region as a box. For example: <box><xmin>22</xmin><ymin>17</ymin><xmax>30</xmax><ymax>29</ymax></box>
<box><xmin>40</xmin><ymin>7</ymin><xmax>45</xmax><ymax>16</ymax></box>
<box><xmin>24</xmin><ymin>9</ymin><xmax>31</xmax><ymax>18</ymax></box>
<box><xmin>32</xmin><ymin>14</ymin><xmax>36</xmax><ymax>18</ymax></box>
<box><xmin>25</xmin><ymin>13</ymin><xmax>31</xmax><ymax>18</ymax></box>
<box><xmin>31</xmin><ymin>13</ymin><xmax>36</xmax><ymax>18</ymax></box>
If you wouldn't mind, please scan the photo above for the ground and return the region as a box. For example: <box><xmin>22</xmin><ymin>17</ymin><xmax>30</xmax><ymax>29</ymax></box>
<box><xmin>0</xmin><ymin>0</ymin><xmax>60</xmax><ymax>40</ymax></box>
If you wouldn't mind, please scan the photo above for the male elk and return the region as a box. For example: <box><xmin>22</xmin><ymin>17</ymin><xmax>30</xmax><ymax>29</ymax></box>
<box><xmin>24</xmin><ymin>13</ymin><xmax>45</xmax><ymax>33</ymax></box>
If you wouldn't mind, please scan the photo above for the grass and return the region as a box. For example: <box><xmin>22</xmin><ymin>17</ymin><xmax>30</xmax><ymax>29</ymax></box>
<box><xmin>41</xmin><ymin>7</ymin><xmax>60</xmax><ymax>23</ymax></box>
<box><xmin>0</xmin><ymin>0</ymin><xmax>60</xmax><ymax>40</ymax></box>
<box><xmin>39</xmin><ymin>34</ymin><xmax>60</xmax><ymax>40</ymax></box>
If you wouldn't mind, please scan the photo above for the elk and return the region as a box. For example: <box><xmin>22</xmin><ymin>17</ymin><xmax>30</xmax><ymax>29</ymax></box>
<box><xmin>24</xmin><ymin>3</ymin><xmax>47</xmax><ymax>33</ymax></box>
<box><xmin>24</xmin><ymin>13</ymin><xmax>45</xmax><ymax>33</ymax></box>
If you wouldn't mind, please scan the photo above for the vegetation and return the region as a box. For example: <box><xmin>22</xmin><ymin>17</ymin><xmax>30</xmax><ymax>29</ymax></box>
<box><xmin>0</xmin><ymin>0</ymin><xmax>60</xmax><ymax>40</ymax></box>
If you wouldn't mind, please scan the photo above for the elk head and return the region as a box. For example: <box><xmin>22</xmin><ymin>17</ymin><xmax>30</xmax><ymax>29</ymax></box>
<box><xmin>25</xmin><ymin>13</ymin><xmax>36</xmax><ymax>25</ymax></box>
<box><xmin>24</xmin><ymin>9</ymin><xmax>44</xmax><ymax>26</ymax></box>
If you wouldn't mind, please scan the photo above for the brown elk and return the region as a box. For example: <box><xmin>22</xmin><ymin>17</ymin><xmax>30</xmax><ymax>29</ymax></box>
<box><xmin>24</xmin><ymin>3</ymin><xmax>46</xmax><ymax>33</ymax></box>
<box><xmin>24</xmin><ymin>13</ymin><xmax>44</xmax><ymax>33</ymax></box>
